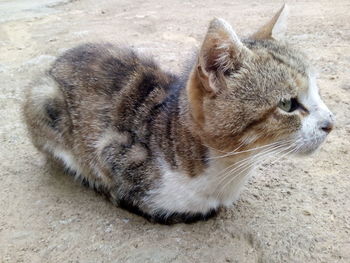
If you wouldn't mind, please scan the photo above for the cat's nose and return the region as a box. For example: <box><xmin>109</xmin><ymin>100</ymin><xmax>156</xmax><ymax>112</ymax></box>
<box><xmin>321</xmin><ymin>121</ymin><xmax>333</xmax><ymax>133</ymax></box>
<box><xmin>320</xmin><ymin>113</ymin><xmax>335</xmax><ymax>133</ymax></box>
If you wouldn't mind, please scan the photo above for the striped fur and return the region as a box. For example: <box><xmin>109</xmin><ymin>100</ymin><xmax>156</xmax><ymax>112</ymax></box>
<box><xmin>23</xmin><ymin>6</ymin><xmax>333</xmax><ymax>224</ymax></box>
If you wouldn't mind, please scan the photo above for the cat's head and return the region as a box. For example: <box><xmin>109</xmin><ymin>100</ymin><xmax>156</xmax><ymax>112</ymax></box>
<box><xmin>187</xmin><ymin>5</ymin><xmax>334</xmax><ymax>155</ymax></box>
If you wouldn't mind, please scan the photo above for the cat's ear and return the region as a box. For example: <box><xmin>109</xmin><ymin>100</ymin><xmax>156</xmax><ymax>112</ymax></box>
<box><xmin>197</xmin><ymin>18</ymin><xmax>251</xmax><ymax>95</ymax></box>
<box><xmin>250</xmin><ymin>4</ymin><xmax>289</xmax><ymax>40</ymax></box>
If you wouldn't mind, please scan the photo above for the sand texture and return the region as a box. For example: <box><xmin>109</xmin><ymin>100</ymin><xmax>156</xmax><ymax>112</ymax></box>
<box><xmin>0</xmin><ymin>0</ymin><xmax>349</xmax><ymax>262</ymax></box>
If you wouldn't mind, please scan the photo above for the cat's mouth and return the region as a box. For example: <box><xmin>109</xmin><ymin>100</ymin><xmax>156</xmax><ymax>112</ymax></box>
<box><xmin>292</xmin><ymin>134</ymin><xmax>328</xmax><ymax>155</ymax></box>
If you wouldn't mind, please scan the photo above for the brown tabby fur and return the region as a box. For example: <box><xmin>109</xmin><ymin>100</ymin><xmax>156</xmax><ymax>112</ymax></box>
<box><xmin>23</xmin><ymin>6</ymin><xmax>332</xmax><ymax>224</ymax></box>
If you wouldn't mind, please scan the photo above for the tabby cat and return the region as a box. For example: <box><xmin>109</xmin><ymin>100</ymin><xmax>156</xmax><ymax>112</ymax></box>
<box><xmin>23</xmin><ymin>5</ymin><xmax>334</xmax><ymax>224</ymax></box>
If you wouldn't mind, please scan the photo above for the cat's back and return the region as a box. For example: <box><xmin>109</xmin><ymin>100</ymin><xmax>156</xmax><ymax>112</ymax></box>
<box><xmin>47</xmin><ymin>42</ymin><xmax>178</xmax><ymax>133</ymax></box>
<box><xmin>42</xmin><ymin>43</ymin><xmax>179</xmax><ymax>162</ymax></box>
<box><xmin>49</xmin><ymin>43</ymin><xmax>166</xmax><ymax>97</ymax></box>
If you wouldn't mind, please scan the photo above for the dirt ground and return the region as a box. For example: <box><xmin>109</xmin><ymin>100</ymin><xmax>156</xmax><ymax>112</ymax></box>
<box><xmin>0</xmin><ymin>0</ymin><xmax>349</xmax><ymax>262</ymax></box>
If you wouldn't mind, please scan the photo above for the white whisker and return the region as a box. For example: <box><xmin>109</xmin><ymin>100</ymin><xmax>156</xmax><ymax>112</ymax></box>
<box><xmin>215</xmin><ymin>142</ymin><xmax>295</xmax><ymax>194</ymax></box>
<box><xmin>207</xmin><ymin>138</ymin><xmax>295</xmax><ymax>161</ymax></box>
<box><xmin>216</xmin><ymin>142</ymin><xmax>298</xmax><ymax>200</ymax></box>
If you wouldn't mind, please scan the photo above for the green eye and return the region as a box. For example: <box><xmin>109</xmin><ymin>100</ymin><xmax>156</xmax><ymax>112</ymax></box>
<box><xmin>278</xmin><ymin>98</ymin><xmax>299</xmax><ymax>112</ymax></box>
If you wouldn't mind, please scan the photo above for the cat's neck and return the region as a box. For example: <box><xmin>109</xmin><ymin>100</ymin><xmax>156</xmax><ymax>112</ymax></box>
<box><xmin>151</xmin><ymin>74</ymin><xmax>209</xmax><ymax>177</ymax></box>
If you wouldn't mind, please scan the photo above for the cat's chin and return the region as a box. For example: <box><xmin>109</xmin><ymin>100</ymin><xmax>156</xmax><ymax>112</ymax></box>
<box><xmin>292</xmin><ymin>133</ymin><xmax>329</xmax><ymax>156</ymax></box>
<box><xmin>293</xmin><ymin>142</ymin><xmax>324</xmax><ymax>156</ymax></box>
<box><xmin>294</xmin><ymin>147</ymin><xmax>320</xmax><ymax>156</ymax></box>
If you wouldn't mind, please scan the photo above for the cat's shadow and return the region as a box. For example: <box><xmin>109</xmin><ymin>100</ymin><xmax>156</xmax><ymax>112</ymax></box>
<box><xmin>42</xmin><ymin>160</ymin><xmax>227</xmax><ymax>227</ymax></box>
<box><xmin>42</xmin><ymin>159</ymin><xmax>149</xmax><ymax>226</ymax></box>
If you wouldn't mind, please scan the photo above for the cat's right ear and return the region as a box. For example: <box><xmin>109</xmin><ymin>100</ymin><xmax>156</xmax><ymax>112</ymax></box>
<box><xmin>197</xmin><ymin>18</ymin><xmax>251</xmax><ymax>96</ymax></box>
<box><xmin>250</xmin><ymin>4</ymin><xmax>289</xmax><ymax>40</ymax></box>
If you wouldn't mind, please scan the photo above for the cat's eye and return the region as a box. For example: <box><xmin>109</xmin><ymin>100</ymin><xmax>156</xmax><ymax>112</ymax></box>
<box><xmin>278</xmin><ymin>98</ymin><xmax>299</xmax><ymax>112</ymax></box>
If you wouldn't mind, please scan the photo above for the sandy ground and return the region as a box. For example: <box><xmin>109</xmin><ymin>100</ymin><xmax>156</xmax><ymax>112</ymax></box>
<box><xmin>0</xmin><ymin>0</ymin><xmax>349</xmax><ymax>262</ymax></box>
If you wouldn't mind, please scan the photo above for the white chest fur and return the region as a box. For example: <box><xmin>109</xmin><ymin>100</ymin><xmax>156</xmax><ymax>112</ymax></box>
<box><xmin>147</xmin><ymin>156</ymin><xmax>255</xmax><ymax>216</ymax></box>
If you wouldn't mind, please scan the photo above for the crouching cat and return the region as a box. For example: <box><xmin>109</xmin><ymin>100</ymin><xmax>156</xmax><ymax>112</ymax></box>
<box><xmin>23</xmin><ymin>5</ymin><xmax>334</xmax><ymax>224</ymax></box>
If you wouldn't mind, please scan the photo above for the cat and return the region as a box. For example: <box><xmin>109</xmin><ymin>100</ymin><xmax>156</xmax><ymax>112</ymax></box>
<box><xmin>23</xmin><ymin>5</ymin><xmax>334</xmax><ymax>224</ymax></box>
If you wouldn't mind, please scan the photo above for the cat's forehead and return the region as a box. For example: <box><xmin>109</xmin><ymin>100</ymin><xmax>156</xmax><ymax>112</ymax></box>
<box><xmin>244</xmin><ymin>39</ymin><xmax>310</xmax><ymax>75</ymax></box>
<box><xmin>244</xmin><ymin>39</ymin><xmax>312</xmax><ymax>94</ymax></box>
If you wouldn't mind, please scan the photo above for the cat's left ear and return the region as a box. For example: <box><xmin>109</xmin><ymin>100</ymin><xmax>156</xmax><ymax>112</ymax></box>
<box><xmin>197</xmin><ymin>18</ymin><xmax>252</xmax><ymax>95</ymax></box>
<box><xmin>250</xmin><ymin>4</ymin><xmax>289</xmax><ymax>40</ymax></box>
